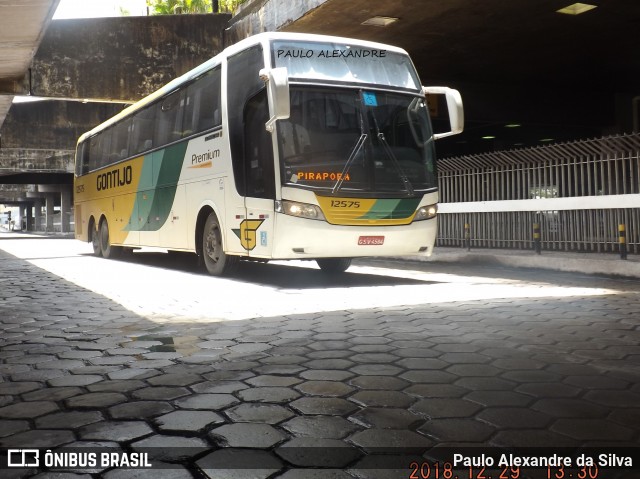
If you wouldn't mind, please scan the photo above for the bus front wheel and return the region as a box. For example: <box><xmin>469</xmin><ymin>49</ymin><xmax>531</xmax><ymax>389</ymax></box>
<box><xmin>316</xmin><ymin>258</ymin><xmax>352</xmax><ymax>273</ymax></box>
<box><xmin>202</xmin><ymin>213</ymin><xmax>238</xmax><ymax>276</ymax></box>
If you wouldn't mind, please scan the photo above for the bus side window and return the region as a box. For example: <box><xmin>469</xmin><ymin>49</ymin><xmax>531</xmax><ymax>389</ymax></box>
<box><xmin>110</xmin><ymin>118</ymin><xmax>132</xmax><ymax>163</ymax></box>
<box><xmin>131</xmin><ymin>103</ymin><xmax>156</xmax><ymax>155</ymax></box>
<box><xmin>183</xmin><ymin>66</ymin><xmax>221</xmax><ymax>136</ymax></box>
<box><xmin>155</xmin><ymin>90</ymin><xmax>185</xmax><ymax>145</ymax></box>
<box><xmin>100</xmin><ymin>127</ymin><xmax>114</xmax><ymax>167</ymax></box>
<box><xmin>89</xmin><ymin>134</ymin><xmax>103</xmax><ymax>171</ymax></box>
<box><xmin>76</xmin><ymin>142</ymin><xmax>90</xmax><ymax>175</ymax></box>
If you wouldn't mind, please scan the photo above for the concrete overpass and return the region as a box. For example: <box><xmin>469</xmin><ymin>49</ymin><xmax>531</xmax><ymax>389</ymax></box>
<box><xmin>0</xmin><ymin>0</ymin><xmax>638</xmax><ymax>231</ymax></box>
<box><xmin>0</xmin><ymin>0</ymin><xmax>60</xmax><ymax>129</ymax></box>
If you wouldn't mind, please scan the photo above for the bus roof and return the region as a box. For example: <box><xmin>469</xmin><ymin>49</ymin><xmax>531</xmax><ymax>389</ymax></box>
<box><xmin>78</xmin><ymin>32</ymin><xmax>413</xmax><ymax>144</ymax></box>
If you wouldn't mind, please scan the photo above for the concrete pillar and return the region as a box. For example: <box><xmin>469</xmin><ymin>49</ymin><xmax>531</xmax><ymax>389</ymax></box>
<box><xmin>25</xmin><ymin>203</ymin><xmax>33</xmax><ymax>231</ymax></box>
<box><xmin>20</xmin><ymin>205</ymin><xmax>28</xmax><ymax>230</ymax></box>
<box><xmin>33</xmin><ymin>199</ymin><xmax>43</xmax><ymax>231</ymax></box>
<box><xmin>45</xmin><ymin>193</ymin><xmax>55</xmax><ymax>232</ymax></box>
<box><xmin>60</xmin><ymin>185</ymin><xmax>72</xmax><ymax>233</ymax></box>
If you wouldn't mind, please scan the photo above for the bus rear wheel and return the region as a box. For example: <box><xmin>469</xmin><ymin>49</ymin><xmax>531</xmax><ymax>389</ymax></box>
<box><xmin>202</xmin><ymin>213</ymin><xmax>238</xmax><ymax>276</ymax></box>
<box><xmin>99</xmin><ymin>218</ymin><xmax>121</xmax><ymax>259</ymax></box>
<box><xmin>316</xmin><ymin>258</ymin><xmax>352</xmax><ymax>273</ymax></box>
<box><xmin>91</xmin><ymin>221</ymin><xmax>101</xmax><ymax>257</ymax></box>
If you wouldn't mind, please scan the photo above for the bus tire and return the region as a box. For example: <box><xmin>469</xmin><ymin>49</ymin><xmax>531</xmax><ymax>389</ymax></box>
<box><xmin>316</xmin><ymin>258</ymin><xmax>352</xmax><ymax>273</ymax></box>
<box><xmin>99</xmin><ymin>218</ymin><xmax>121</xmax><ymax>259</ymax></box>
<box><xmin>90</xmin><ymin>220</ymin><xmax>102</xmax><ymax>257</ymax></box>
<box><xmin>202</xmin><ymin>212</ymin><xmax>238</xmax><ymax>276</ymax></box>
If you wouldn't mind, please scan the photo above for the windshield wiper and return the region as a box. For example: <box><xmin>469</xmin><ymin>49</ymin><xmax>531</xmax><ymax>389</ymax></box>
<box><xmin>332</xmin><ymin>133</ymin><xmax>367</xmax><ymax>194</ymax></box>
<box><xmin>332</xmin><ymin>95</ymin><xmax>369</xmax><ymax>194</ymax></box>
<box><xmin>368</xmin><ymin>106</ymin><xmax>415</xmax><ymax>196</ymax></box>
<box><xmin>333</xmin><ymin>91</ymin><xmax>415</xmax><ymax>196</ymax></box>
<box><xmin>377</xmin><ymin>132</ymin><xmax>414</xmax><ymax>196</ymax></box>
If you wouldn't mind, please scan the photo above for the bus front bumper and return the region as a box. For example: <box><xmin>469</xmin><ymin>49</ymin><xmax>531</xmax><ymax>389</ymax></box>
<box><xmin>270</xmin><ymin>213</ymin><xmax>437</xmax><ymax>260</ymax></box>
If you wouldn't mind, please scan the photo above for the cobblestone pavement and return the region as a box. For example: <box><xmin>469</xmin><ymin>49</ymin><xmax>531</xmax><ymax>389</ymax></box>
<box><xmin>0</xmin><ymin>234</ymin><xmax>639</xmax><ymax>479</ymax></box>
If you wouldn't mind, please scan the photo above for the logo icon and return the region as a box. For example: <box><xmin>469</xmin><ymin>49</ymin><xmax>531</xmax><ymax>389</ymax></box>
<box><xmin>232</xmin><ymin>219</ymin><xmax>264</xmax><ymax>250</ymax></box>
<box><xmin>8</xmin><ymin>449</ymin><xmax>40</xmax><ymax>467</ymax></box>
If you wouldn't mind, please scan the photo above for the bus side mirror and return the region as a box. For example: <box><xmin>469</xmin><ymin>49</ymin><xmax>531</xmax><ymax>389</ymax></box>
<box><xmin>423</xmin><ymin>86</ymin><xmax>464</xmax><ymax>139</ymax></box>
<box><xmin>260</xmin><ymin>67</ymin><xmax>290</xmax><ymax>132</ymax></box>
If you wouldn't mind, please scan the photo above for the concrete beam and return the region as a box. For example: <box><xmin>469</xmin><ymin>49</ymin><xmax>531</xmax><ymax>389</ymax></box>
<box><xmin>226</xmin><ymin>0</ymin><xmax>328</xmax><ymax>44</ymax></box>
<box><xmin>0</xmin><ymin>184</ymin><xmax>35</xmax><ymax>194</ymax></box>
<box><xmin>0</xmin><ymin>191</ymin><xmax>28</xmax><ymax>203</ymax></box>
<box><xmin>25</xmin><ymin>14</ymin><xmax>231</xmax><ymax>102</ymax></box>
<box><xmin>26</xmin><ymin>192</ymin><xmax>50</xmax><ymax>200</ymax></box>
<box><xmin>1</xmin><ymin>100</ymin><xmax>123</xmax><ymax>150</ymax></box>
<box><xmin>0</xmin><ymin>148</ymin><xmax>74</xmax><ymax>174</ymax></box>
<box><xmin>0</xmin><ymin>185</ymin><xmax>34</xmax><ymax>205</ymax></box>
<box><xmin>37</xmin><ymin>184</ymin><xmax>68</xmax><ymax>193</ymax></box>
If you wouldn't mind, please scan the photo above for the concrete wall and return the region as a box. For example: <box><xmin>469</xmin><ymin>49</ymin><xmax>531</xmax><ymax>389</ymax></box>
<box><xmin>30</xmin><ymin>14</ymin><xmax>231</xmax><ymax>102</ymax></box>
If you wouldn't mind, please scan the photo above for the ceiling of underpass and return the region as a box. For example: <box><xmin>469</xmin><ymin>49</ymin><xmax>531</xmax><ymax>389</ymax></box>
<box><xmin>282</xmin><ymin>0</ymin><xmax>640</xmax><ymax>155</ymax></box>
<box><xmin>287</xmin><ymin>0</ymin><xmax>640</xmax><ymax>92</ymax></box>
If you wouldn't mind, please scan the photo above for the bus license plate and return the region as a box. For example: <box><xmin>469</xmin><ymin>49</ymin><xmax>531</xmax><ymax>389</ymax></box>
<box><xmin>358</xmin><ymin>236</ymin><xmax>384</xmax><ymax>246</ymax></box>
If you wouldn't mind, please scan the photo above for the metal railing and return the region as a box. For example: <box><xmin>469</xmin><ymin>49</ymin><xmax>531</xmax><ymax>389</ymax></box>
<box><xmin>437</xmin><ymin>133</ymin><xmax>640</xmax><ymax>254</ymax></box>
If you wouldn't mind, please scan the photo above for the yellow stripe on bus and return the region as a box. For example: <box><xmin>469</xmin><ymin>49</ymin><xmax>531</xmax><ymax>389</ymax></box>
<box><xmin>74</xmin><ymin>156</ymin><xmax>146</xmax><ymax>244</ymax></box>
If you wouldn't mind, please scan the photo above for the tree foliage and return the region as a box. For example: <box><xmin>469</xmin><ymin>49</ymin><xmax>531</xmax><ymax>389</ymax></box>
<box><xmin>146</xmin><ymin>0</ymin><xmax>247</xmax><ymax>14</ymax></box>
<box><xmin>220</xmin><ymin>0</ymin><xmax>247</xmax><ymax>13</ymax></box>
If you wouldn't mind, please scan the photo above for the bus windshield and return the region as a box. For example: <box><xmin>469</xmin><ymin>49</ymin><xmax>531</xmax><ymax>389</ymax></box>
<box><xmin>278</xmin><ymin>86</ymin><xmax>437</xmax><ymax>196</ymax></box>
<box><xmin>272</xmin><ymin>40</ymin><xmax>420</xmax><ymax>91</ymax></box>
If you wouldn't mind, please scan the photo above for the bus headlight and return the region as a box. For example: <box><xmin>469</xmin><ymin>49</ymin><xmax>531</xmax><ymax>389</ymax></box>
<box><xmin>413</xmin><ymin>204</ymin><xmax>438</xmax><ymax>221</ymax></box>
<box><xmin>276</xmin><ymin>200</ymin><xmax>326</xmax><ymax>221</ymax></box>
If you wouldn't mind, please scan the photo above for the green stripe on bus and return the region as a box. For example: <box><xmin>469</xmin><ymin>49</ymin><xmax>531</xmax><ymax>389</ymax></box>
<box><xmin>127</xmin><ymin>142</ymin><xmax>188</xmax><ymax>231</ymax></box>
<box><xmin>358</xmin><ymin>199</ymin><xmax>401</xmax><ymax>220</ymax></box>
<box><xmin>358</xmin><ymin>198</ymin><xmax>420</xmax><ymax>220</ymax></box>
<box><xmin>391</xmin><ymin>198</ymin><xmax>421</xmax><ymax>218</ymax></box>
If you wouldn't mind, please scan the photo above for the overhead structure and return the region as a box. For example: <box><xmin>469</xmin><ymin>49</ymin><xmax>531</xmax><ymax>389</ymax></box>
<box><xmin>0</xmin><ymin>0</ymin><xmax>60</xmax><ymax>129</ymax></box>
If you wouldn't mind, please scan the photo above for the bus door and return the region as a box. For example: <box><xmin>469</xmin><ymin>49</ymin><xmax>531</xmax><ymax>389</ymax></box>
<box><xmin>227</xmin><ymin>44</ymin><xmax>276</xmax><ymax>259</ymax></box>
<box><xmin>241</xmin><ymin>88</ymin><xmax>276</xmax><ymax>259</ymax></box>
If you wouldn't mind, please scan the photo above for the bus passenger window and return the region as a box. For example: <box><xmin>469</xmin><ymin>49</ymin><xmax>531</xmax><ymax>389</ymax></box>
<box><xmin>183</xmin><ymin>67</ymin><xmax>221</xmax><ymax>136</ymax></box>
<box><xmin>155</xmin><ymin>90</ymin><xmax>185</xmax><ymax>145</ymax></box>
<box><xmin>89</xmin><ymin>132</ymin><xmax>111</xmax><ymax>171</ymax></box>
<box><xmin>131</xmin><ymin>104</ymin><xmax>157</xmax><ymax>155</ymax></box>
<box><xmin>110</xmin><ymin>118</ymin><xmax>132</xmax><ymax>162</ymax></box>
<box><xmin>99</xmin><ymin>128</ymin><xmax>114</xmax><ymax>166</ymax></box>
<box><xmin>76</xmin><ymin>142</ymin><xmax>90</xmax><ymax>175</ymax></box>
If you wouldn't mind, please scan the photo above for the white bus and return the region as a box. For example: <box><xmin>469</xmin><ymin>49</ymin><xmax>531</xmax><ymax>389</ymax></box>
<box><xmin>74</xmin><ymin>32</ymin><xmax>463</xmax><ymax>275</ymax></box>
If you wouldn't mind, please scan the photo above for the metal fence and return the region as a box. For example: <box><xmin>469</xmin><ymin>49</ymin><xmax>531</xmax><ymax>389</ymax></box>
<box><xmin>436</xmin><ymin>133</ymin><xmax>640</xmax><ymax>254</ymax></box>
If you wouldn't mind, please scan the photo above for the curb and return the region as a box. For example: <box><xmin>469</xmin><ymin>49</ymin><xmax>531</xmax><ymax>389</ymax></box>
<box><xmin>406</xmin><ymin>249</ymin><xmax>640</xmax><ymax>279</ymax></box>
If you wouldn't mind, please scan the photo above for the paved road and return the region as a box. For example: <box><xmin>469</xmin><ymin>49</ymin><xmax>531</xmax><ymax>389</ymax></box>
<box><xmin>0</xmin><ymin>233</ymin><xmax>639</xmax><ymax>479</ymax></box>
